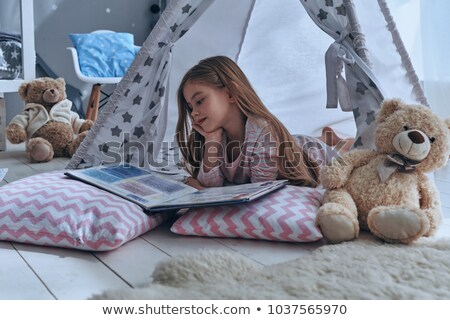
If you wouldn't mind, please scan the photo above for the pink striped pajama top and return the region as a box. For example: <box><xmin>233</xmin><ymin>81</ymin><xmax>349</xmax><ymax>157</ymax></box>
<box><xmin>197</xmin><ymin>116</ymin><xmax>335</xmax><ymax>187</ymax></box>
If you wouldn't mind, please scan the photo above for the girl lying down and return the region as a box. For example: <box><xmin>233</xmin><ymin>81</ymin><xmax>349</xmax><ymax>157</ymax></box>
<box><xmin>176</xmin><ymin>56</ymin><xmax>354</xmax><ymax>190</ymax></box>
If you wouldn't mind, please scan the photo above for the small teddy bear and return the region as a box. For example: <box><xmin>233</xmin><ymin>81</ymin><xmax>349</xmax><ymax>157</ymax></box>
<box><xmin>317</xmin><ymin>98</ymin><xmax>450</xmax><ymax>244</ymax></box>
<box><xmin>6</xmin><ymin>77</ymin><xmax>94</xmax><ymax>162</ymax></box>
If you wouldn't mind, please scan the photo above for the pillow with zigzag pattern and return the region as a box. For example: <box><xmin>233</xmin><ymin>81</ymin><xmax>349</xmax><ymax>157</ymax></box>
<box><xmin>0</xmin><ymin>171</ymin><xmax>172</xmax><ymax>251</ymax></box>
<box><xmin>171</xmin><ymin>185</ymin><xmax>324</xmax><ymax>242</ymax></box>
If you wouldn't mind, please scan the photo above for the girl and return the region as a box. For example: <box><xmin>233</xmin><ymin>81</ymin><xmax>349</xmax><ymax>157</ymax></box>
<box><xmin>176</xmin><ymin>56</ymin><xmax>340</xmax><ymax>189</ymax></box>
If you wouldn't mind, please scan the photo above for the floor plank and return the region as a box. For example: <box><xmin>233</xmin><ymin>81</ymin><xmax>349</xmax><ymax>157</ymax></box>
<box><xmin>25</xmin><ymin>158</ymin><xmax>69</xmax><ymax>173</ymax></box>
<box><xmin>0</xmin><ymin>242</ymin><xmax>54</xmax><ymax>300</ymax></box>
<box><xmin>213</xmin><ymin>237</ymin><xmax>324</xmax><ymax>266</ymax></box>
<box><xmin>13</xmin><ymin>243</ymin><xmax>131</xmax><ymax>299</ymax></box>
<box><xmin>1</xmin><ymin>157</ymin><xmax>38</xmax><ymax>183</ymax></box>
<box><xmin>141</xmin><ymin>220</ymin><xmax>236</xmax><ymax>257</ymax></box>
<box><xmin>94</xmin><ymin>236</ymin><xmax>170</xmax><ymax>288</ymax></box>
<box><xmin>1</xmin><ymin>139</ymin><xmax>450</xmax><ymax>299</ymax></box>
<box><xmin>435</xmin><ymin>219</ymin><xmax>450</xmax><ymax>238</ymax></box>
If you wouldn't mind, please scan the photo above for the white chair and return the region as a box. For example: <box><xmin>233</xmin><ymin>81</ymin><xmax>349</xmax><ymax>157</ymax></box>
<box><xmin>67</xmin><ymin>30</ymin><xmax>136</xmax><ymax>121</ymax></box>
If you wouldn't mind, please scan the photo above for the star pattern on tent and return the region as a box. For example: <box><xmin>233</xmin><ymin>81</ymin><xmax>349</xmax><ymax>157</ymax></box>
<box><xmin>189</xmin><ymin>8</ymin><xmax>197</xmax><ymax>17</ymax></box>
<box><xmin>158</xmin><ymin>42</ymin><xmax>167</xmax><ymax>48</ymax></box>
<box><xmin>150</xmin><ymin>116</ymin><xmax>158</xmax><ymax>124</ymax></box>
<box><xmin>149</xmin><ymin>101</ymin><xmax>156</xmax><ymax>110</ymax></box>
<box><xmin>133</xmin><ymin>95</ymin><xmax>142</xmax><ymax>105</ymax></box>
<box><xmin>122</xmin><ymin>112</ymin><xmax>133</xmax><ymax>123</ymax></box>
<box><xmin>179</xmin><ymin>29</ymin><xmax>188</xmax><ymax>38</ymax></box>
<box><xmin>356</xmin><ymin>82</ymin><xmax>368</xmax><ymax>95</ymax></box>
<box><xmin>366</xmin><ymin>111</ymin><xmax>376</xmax><ymax>124</ymax></box>
<box><xmin>170</xmin><ymin>23</ymin><xmax>179</xmax><ymax>32</ymax></box>
<box><xmin>336</xmin><ymin>4</ymin><xmax>346</xmax><ymax>16</ymax></box>
<box><xmin>144</xmin><ymin>57</ymin><xmax>153</xmax><ymax>66</ymax></box>
<box><xmin>325</xmin><ymin>0</ymin><xmax>333</xmax><ymax>6</ymax></box>
<box><xmin>133</xmin><ymin>126</ymin><xmax>145</xmax><ymax>138</ymax></box>
<box><xmin>111</xmin><ymin>125</ymin><xmax>122</xmax><ymax>137</ymax></box>
<box><xmin>159</xmin><ymin>87</ymin><xmax>165</xmax><ymax>97</ymax></box>
<box><xmin>317</xmin><ymin>9</ymin><xmax>328</xmax><ymax>21</ymax></box>
<box><xmin>147</xmin><ymin>142</ymin><xmax>154</xmax><ymax>154</ymax></box>
<box><xmin>124</xmin><ymin>89</ymin><xmax>130</xmax><ymax>97</ymax></box>
<box><xmin>353</xmin><ymin>136</ymin><xmax>363</xmax><ymax>148</ymax></box>
<box><xmin>353</xmin><ymin>108</ymin><xmax>361</xmax><ymax>119</ymax></box>
<box><xmin>125</xmin><ymin>153</ymin><xmax>134</xmax><ymax>163</ymax></box>
<box><xmin>133</xmin><ymin>73</ymin><xmax>143</xmax><ymax>83</ymax></box>
<box><xmin>99</xmin><ymin>143</ymin><xmax>109</xmax><ymax>153</ymax></box>
<box><xmin>182</xmin><ymin>4</ymin><xmax>192</xmax><ymax>14</ymax></box>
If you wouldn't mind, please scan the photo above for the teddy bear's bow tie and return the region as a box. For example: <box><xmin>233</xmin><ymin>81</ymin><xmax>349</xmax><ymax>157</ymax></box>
<box><xmin>377</xmin><ymin>154</ymin><xmax>418</xmax><ymax>183</ymax></box>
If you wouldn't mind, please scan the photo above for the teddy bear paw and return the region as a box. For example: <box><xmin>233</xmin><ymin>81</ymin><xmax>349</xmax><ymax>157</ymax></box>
<box><xmin>317</xmin><ymin>203</ymin><xmax>359</xmax><ymax>243</ymax></box>
<box><xmin>79</xmin><ymin>119</ymin><xmax>94</xmax><ymax>133</ymax></box>
<box><xmin>367</xmin><ymin>207</ymin><xmax>430</xmax><ymax>244</ymax></box>
<box><xmin>68</xmin><ymin>131</ymin><xmax>88</xmax><ymax>156</ymax></box>
<box><xmin>6</xmin><ymin>123</ymin><xmax>27</xmax><ymax>144</ymax></box>
<box><xmin>27</xmin><ymin>138</ymin><xmax>54</xmax><ymax>162</ymax></box>
<box><xmin>319</xmin><ymin>165</ymin><xmax>349</xmax><ymax>189</ymax></box>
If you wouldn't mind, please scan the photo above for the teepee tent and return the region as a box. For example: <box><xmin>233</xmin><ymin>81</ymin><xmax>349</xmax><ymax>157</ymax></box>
<box><xmin>67</xmin><ymin>0</ymin><xmax>426</xmax><ymax>170</ymax></box>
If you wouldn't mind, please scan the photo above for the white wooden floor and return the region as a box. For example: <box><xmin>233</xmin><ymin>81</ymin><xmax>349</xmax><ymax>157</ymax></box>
<box><xmin>1</xmin><ymin>141</ymin><xmax>449</xmax><ymax>300</ymax></box>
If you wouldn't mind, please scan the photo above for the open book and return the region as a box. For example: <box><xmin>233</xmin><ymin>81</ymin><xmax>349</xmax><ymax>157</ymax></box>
<box><xmin>64</xmin><ymin>165</ymin><xmax>287</xmax><ymax>213</ymax></box>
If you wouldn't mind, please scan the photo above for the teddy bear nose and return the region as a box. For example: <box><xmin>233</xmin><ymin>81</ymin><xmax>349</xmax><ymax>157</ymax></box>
<box><xmin>408</xmin><ymin>130</ymin><xmax>425</xmax><ymax>144</ymax></box>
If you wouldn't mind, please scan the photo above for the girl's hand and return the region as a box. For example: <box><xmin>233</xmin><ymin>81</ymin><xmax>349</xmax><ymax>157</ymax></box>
<box><xmin>184</xmin><ymin>176</ymin><xmax>205</xmax><ymax>190</ymax></box>
<box><xmin>192</xmin><ymin>124</ymin><xmax>223</xmax><ymax>143</ymax></box>
<box><xmin>192</xmin><ymin>124</ymin><xmax>223</xmax><ymax>173</ymax></box>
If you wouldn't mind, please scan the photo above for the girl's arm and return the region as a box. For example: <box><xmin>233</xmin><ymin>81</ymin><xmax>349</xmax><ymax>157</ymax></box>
<box><xmin>193</xmin><ymin>124</ymin><xmax>225</xmax><ymax>187</ymax></box>
<box><xmin>249</xmin><ymin>129</ymin><xmax>279</xmax><ymax>183</ymax></box>
<box><xmin>197</xmin><ymin>165</ymin><xmax>224</xmax><ymax>187</ymax></box>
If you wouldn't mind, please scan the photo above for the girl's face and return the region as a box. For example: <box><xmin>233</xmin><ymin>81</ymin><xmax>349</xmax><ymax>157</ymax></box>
<box><xmin>183</xmin><ymin>80</ymin><xmax>236</xmax><ymax>133</ymax></box>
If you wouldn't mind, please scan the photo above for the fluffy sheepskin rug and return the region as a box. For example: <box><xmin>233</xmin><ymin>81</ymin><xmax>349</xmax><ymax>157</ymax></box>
<box><xmin>93</xmin><ymin>238</ymin><xmax>450</xmax><ymax>300</ymax></box>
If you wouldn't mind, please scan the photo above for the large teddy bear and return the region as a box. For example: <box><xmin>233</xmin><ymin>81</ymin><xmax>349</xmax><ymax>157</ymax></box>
<box><xmin>317</xmin><ymin>98</ymin><xmax>450</xmax><ymax>244</ymax></box>
<box><xmin>6</xmin><ymin>77</ymin><xmax>94</xmax><ymax>162</ymax></box>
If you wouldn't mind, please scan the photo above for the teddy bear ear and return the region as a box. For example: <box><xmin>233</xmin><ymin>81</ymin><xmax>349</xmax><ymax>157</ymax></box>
<box><xmin>18</xmin><ymin>82</ymin><xmax>29</xmax><ymax>99</ymax></box>
<box><xmin>445</xmin><ymin>118</ymin><xmax>450</xmax><ymax>131</ymax></box>
<box><xmin>377</xmin><ymin>98</ymin><xmax>404</xmax><ymax>123</ymax></box>
<box><xmin>55</xmin><ymin>77</ymin><xmax>66</xmax><ymax>87</ymax></box>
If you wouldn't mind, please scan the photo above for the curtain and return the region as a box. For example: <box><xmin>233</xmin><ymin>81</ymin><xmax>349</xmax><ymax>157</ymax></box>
<box><xmin>387</xmin><ymin>0</ymin><xmax>450</xmax><ymax>119</ymax></box>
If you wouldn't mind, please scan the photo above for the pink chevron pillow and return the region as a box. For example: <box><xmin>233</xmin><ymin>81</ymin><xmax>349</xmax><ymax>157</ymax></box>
<box><xmin>171</xmin><ymin>185</ymin><xmax>324</xmax><ymax>242</ymax></box>
<box><xmin>0</xmin><ymin>171</ymin><xmax>171</xmax><ymax>251</ymax></box>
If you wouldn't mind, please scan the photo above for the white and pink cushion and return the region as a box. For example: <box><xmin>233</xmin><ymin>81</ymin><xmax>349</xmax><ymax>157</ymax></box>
<box><xmin>0</xmin><ymin>171</ymin><xmax>170</xmax><ymax>251</ymax></box>
<box><xmin>171</xmin><ymin>185</ymin><xmax>324</xmax><ymax>242</ymax></box>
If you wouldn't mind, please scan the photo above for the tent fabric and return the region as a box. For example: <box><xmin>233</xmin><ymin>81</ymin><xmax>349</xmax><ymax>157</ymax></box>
<box><xmin>67</xmin><ymin>0</ymin><xmax>426</xmax><ymax>171</ymax></box>
<box><xmin>377</xmin><ymin>0</ymin><xmax>428</xmax><ymax>107</ymax></box>
<box><xmin>68</xmin><ymin>0</ymin><xmax>214</xmax><ymax>169</ymax></box>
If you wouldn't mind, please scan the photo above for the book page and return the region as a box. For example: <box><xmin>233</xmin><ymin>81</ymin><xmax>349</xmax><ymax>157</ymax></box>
<box><xmin>155</xmin><ymin>180</ymin><xmax>287</xmax><ymax>208</ymax></box>
<box><xmin>66</xmin><ymin>165</ymin><xmax>196</xmax><ymax>208</ymax></box>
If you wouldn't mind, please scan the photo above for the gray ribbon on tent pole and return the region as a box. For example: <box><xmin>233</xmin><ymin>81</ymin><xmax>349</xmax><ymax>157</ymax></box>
<box><xmin>325</xmin><ymin>41</ymin><xmax>355</xmax><ymax>111</ymax></box>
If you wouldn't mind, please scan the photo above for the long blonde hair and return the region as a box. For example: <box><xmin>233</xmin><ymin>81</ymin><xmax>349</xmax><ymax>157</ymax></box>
<box><xmin>176</xmin><ymin>56</ymin><xmax>318</xmax><ymax>187</ymax></box>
